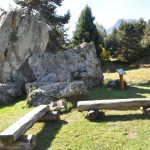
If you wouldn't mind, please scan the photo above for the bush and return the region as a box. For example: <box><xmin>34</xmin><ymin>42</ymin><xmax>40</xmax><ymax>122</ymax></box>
<box><xmin>100</xmin><ymin>46</ymin><xmax>110</xmax><ymax>60</ymax></box>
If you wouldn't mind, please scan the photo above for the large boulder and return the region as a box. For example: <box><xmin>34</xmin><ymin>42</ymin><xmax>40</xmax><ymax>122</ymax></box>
<box><xmin>0</xmin><ymin>10</ymin><xmax>50</xmax><ymax>104</ymax></box>
<box><xmin>0</xmin><ymin>10</ymin><xmax>103</xmax><ymax>106</ymax></box>
<box><xmin>0</xmin><ymin>10</ymin><xmax>49</xmax><ymax>84</ymax></box>
<box><xmin>28</xmin><ymin>42</ymin><xmax>103</xmax><ymax>87</ymax></box>
<box><xmin>26</xmin><ymin>81</ymin><xmax>87</xmax><ymax>106</ymax></box>
<box><xmin>26</xmin><ymin>42</ymin><xmax>103</xmax><ymax>106</ymax></box>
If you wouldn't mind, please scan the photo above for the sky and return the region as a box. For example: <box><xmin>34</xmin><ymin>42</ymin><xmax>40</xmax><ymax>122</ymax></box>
<box><xmin>1</xmin><ymin>0</ymin><xmax>150</xmax><ymax>37</ymax></box>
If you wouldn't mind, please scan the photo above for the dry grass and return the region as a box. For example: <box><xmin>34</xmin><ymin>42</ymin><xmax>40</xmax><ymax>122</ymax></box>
<box><xmin>104</xmin><ymin>68</ymin><xmax>150</xmax><ymax>85</ymax></box>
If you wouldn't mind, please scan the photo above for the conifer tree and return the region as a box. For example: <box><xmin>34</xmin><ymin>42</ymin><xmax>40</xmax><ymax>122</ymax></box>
<box><xmin>14</xmin><ymin>0</ymin><xmax>70</xmax><ymax>25</ymax></box>
<box><xmin>73</xmin><ymin>5</ymin><xmax>102</xmax><ymax>55</ymax></box>
<box><xmin>141</xmin><ymin>20</ymin><xmax>150</xmax><ymax>56</ymax></box>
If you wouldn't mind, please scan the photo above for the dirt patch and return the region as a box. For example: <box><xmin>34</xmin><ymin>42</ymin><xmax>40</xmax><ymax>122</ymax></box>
<box><xmin>124</xmin><ymin>129</ymin><xmax>138</xmax><ymax>139</ymax></box>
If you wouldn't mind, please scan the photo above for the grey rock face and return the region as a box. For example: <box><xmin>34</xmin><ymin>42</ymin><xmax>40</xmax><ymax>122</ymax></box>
<box><xmin>26</xmin><ymin>42</ymin><xmax>103</xmax><ymax>106</ymax></box>
<box><xmin>0</xmin><ymin>10</ymin><xmax>103</xmax><ymax>106</ymax></box>
<box><xmin>27</xmin><ymin>81</ymin><xmax>87</xmax><ymax>106</ymax></box>
<box><xmin>0</xmin><ymin>10</ymin><xmax>50</xmax><ymax>84</ymax></box>
<box><xmin>0</xmin><ymin>82</ymin><xmax>22</xmax><ymax>104</ymax></box>
<box><xmin>0</xmin><ymin>10</ymin><xmax>50</xmax><ymax>104</ymax></box>
<box><xmin>28</xmin><ymin>42</ymin><xmax>103</xmax><ymax>87</ymax></box>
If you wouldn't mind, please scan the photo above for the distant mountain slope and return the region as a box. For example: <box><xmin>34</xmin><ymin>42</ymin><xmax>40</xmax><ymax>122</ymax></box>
<box><xmin>107</xmin><ymin>19</ymin><xmax>137</xmax><ymax>34</ymax></box>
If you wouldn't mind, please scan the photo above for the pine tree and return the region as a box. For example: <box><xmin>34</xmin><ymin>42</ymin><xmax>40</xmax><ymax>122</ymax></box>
<box><xmin>96</xmin><ymin>23</ymin><xmax>107</xmax><ymax>39</ymax></box>
<box><xmin>141</xmin><ymin>20</ymin><xmax>150</xmax><ymax>56</ymax></box>
<box><xmin>105</xmin><ymin>28</ymin><xmax>118</xmax><ymax>56</ymax></box>
<box><xmin>14</xmin><ymin>0</ymin><xmax>70</xmax><ymax>25</ymax></box>
<box><xmin>73</xmin><ymin>5</ymin><xmax>102</xmax><ymax>55</ymax></box>
<box><xmin>116</xmin><ymin>19</ymin><xmax>146</xmax><ymax>62</ymax></box>
<box><xmin>105</xmin><ymin>19</ymin><xmax>146</xmax><ymax>62</ymax></box>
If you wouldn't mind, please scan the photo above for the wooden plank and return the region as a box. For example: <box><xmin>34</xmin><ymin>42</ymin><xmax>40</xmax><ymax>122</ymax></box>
<box><xmin>0</xmin><ymin>105</ymin><xmax>49</xmax><ymax>143</ymax></box>
<box><xmin>77</xmin><ymin>98</ymin><xmax>150</xmax><ymax>111</ymax></box>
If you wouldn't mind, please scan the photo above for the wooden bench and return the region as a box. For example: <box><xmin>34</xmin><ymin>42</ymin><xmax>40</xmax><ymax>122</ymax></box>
<box><xmin>77</xmin><ymin>98</ymin><xmax>150</xmax><ymax>120</ymax></box>
<box><xmin>0</xmin><ymin>105</ymin><xmax>60</xmax><ymax>150</ymax></box>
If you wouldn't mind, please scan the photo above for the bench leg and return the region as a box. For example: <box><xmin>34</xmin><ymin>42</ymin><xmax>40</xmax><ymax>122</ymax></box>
<box><xmin>86</xmin><ymin>110</ymin><xmax>105</xmax><ymax>121</ymax></box>
<box><xmin>142</xmin><ymin>106</ymin><xmax>150</xmax><ymax>116</ymax></box>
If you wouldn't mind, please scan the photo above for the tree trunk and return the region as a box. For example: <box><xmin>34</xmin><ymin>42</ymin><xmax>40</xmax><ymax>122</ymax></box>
<box><xmin>78</xmin><ymin>98</ymin><xmax>150</xmax><ymax>111</ymax></box>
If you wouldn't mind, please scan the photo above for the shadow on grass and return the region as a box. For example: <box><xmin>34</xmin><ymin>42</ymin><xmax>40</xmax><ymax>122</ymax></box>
<box><xmin>33</xmin><ymin>120</ymin><xmax>68</xmax><ymax>150</ymax></box>
<box><xmin>82</xmin><ymin>85</ymin><xmax>150</xmax><ymax>101</ymax></box>
<box><xmin>95</xmin><ymin>113</ymin><xmax>150</xmax><ymax>122</ymax></box>
<box><xmin>0</xmin><ymin>95</ymin><xmax>27</xmax><ymax>109</ymax></box>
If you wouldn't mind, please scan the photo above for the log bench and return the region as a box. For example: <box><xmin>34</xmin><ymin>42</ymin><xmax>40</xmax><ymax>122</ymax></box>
<box><xmin>77</xmin><ymin>98</ymin><xmax>150</xmax><ymax>120</ymax></box>
<box><xmin>0</xmin><ymin>105</ymin><xmax>60</xmax><ymax>150</ymax></box>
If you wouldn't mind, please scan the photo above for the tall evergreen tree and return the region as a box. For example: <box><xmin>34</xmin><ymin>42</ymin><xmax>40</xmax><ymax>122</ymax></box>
<box><xmin>96</xmin><ymin>23</ymin><xmax>107</xmax><ymax>39</ymax></box>
<box><xmin>141</xmin><ymin>20</ymin><xmax>150</xmax><ymax>56</ymax></box>
<box><xmin>104</xmin><ymin>28</ymin><xmax>118</xmax><ymax>56</ymax></box>
<box><xmin>105</xmin><ymin>19</ymin><xmax>146</xmax><ymax>62</ymax></box>
<box><xmin>116</xmin><ymin>19</ymin><xmax>146</xmax><ymax>62</ymax></box>
<box><xmin>14</xmin><ymin>0</ymin><xmax>70</xmax><ymax>25</ymax></box>
<box><xmin>73</xmin><ymin>5</ymin><xmax>102</xmax><ymax>55</ymax></box>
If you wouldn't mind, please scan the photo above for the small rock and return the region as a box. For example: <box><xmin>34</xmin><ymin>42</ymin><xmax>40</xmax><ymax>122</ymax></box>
<box><xmin>57</xmin><ymin>99</ymin><xmax>67</xmax><ymax>109</ymax></box>
<box><xmin>107</xmin><ymin>79</ymin><xmax>127</xmax><ymax>89</ymax></box>
<box><xmin>50</xmin><ymin>101</ymin><xmax>58</xmax><ymax>107</ymax></box>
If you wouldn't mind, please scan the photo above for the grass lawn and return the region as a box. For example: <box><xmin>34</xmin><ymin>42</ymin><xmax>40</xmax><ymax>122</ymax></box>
<box><xmin>0</xmin><ymin>62</ymin><xmax>150</xmax><ymax>150</ymax></box>
<box><xmin>104</xmin><ymin>68</ymin><xmax>150</xmax><ymax>86</ymax></box>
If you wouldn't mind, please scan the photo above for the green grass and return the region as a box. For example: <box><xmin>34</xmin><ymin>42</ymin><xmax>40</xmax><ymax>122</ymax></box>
<box><xmin>0</xmin><ymin>99</ymin><xmax>32</xmax><ymax>131</ymax></box>
<box><xmin>104</xmin><ymin>68</ymin><xmax>150</xmax><ymax>86</ymax></box>
<box><xmin>0</xmin><ymin>85</ymin><xmax>150</xmax><ymax>150</ymax></box>
<box><xmin>0</xmin><ymin>62</ymin><xmax>150</xmax><ymax>150</ymax></box>
<box><xmin>85</xmin><ymin>85</ymin><xmax>150</xmax><ymax>100</ymax></box>
<box><xmin>47</xmin><ymin>110</ymin><xmax>150</xmax><ymax>150</ymax></box>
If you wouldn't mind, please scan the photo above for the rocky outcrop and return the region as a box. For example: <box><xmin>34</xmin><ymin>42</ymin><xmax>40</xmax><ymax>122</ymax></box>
<box><xmin>26</xmin><ymin>81</ymin><xmax>87</xmax><ymax>106</ymax></box>
<box><xmin>25</xmin><ymin>42</ymin><xmax>103</xmax><ymax>106</ymax></box>
<box><xmin>0</xmin><ymin>10</ymin><xmax>103</xmax><ymax>106</ymax></box>
<box><xmin>0</xmin><ymin>10</ymin><xmax>50</xmax><ymax>104</ymax></box>
<box><xmin>28</xmin><ymin>42</ymin><xmax>103</xmax><ymax>87</ymax></box>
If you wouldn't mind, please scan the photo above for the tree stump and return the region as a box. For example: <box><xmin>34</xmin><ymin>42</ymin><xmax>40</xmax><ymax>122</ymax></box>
<box><xmin>86</xmin><ymin>110</ymin><xmax>98</xmax><ymax>121</ymax></box>
<box><xmin>86</xmin><ymin>110</ymin><xmax>105</xmax><ymax>121</ymax></box>
<box><xmin>142</xmin><ymin>106</ymin><xmax>150</xmax><ymax>116</ymax></box>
